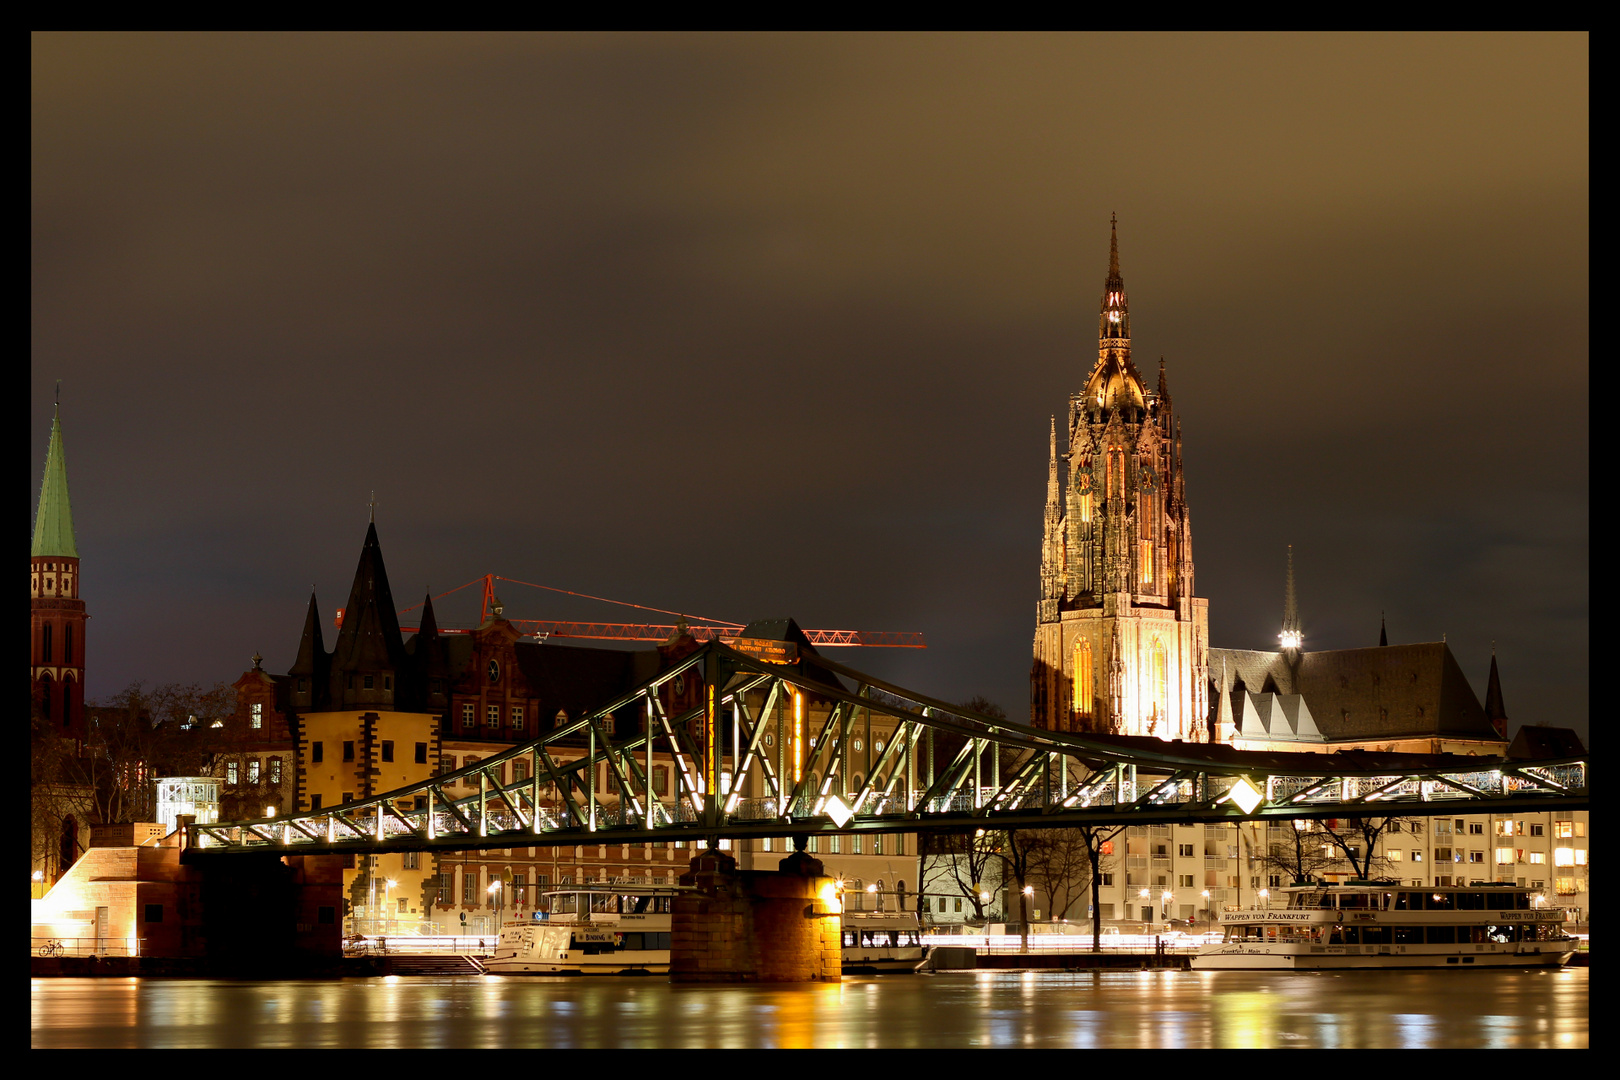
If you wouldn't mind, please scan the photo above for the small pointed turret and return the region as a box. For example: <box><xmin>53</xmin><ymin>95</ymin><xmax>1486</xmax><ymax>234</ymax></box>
<box><xmin>1279</xmin><ymin>545</ymin><xmax>1302</xmax><ymax>651</ymax></box>
<box><xmin>289</xmin><ymin>591</ymin><xmax>331</xmax><ymax>710</ymax></box>
<box><xmin>1483</xmin><ymin>645</ymin><xmax>1508</xmax><ymax>739</ymax></box>
<box><xmin>1379</xmin><ymin>612</ymin><xmax>1388</xmax><ymax>647</ymax></box>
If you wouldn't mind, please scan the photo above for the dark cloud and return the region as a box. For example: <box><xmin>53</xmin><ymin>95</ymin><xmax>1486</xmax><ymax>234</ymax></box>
<box><xmin>32</xmin><ymin>33</ymin><xmax>1588</xmax><ymax>740</ymax></box>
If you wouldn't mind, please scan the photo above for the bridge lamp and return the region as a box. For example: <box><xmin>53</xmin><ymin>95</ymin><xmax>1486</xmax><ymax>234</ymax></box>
<box><xmin>824</xmin><ymin>794</ymin><xmax>853</xmax><ymax>827</ymax></box>
<box><xmin>264</xmin><ymin>806</ymin><xmax>277</xmax><ymax>818</ymax></box>
<box><xmin>32</xmin><ymin>870</ymin><xmax>43</xmax><ymax>882</ymax></box>
<box><xmin>1227</xmin><ymin>778</ymin><xmax>1263</xmax><ymax>814</ymax></box>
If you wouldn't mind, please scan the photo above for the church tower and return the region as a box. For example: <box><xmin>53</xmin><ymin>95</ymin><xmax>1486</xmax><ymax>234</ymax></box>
<box><xmin>32</xmin><ymin>401</ymin><xmax>87</xmax><ymax>740</ymax></box>
<box><xmin>1031</xmin><ymin>217</ymin><xmax>1209</xmax><ymax>739</ymax></box>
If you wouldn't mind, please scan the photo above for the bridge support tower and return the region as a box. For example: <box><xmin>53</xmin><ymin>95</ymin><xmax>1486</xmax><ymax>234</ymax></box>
<box><xmin>671</xmin><ymin>847</ymin><xmax>841</xmax><ymax>983</ymax></box>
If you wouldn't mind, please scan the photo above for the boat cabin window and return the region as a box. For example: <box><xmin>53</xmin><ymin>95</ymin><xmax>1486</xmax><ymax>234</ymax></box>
<box><xmin>1394</xmin><ymin>892</ymin><xmax>1422</xmax><ymax>911</ymax></box>
<box><xmin>1457</xmin><ymin>892</ymin><xmax>1484</xmax><ymax>910</ymax></box>
<box><xmin>1338</xmin><ymin>893</ymin><xmax>1372</xmax><ymax>910</ymax></box>
<box><xmin>1426</xmin><ymin>892</ymin><xmax>1456</xmax><ymax>911</ymax></box>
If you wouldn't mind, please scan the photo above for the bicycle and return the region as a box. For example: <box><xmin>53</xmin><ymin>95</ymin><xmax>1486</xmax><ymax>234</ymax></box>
<box><xmin>36</xmin><ymin>940</ymin><xmax>64</xmax><ymax>957</ymax></box>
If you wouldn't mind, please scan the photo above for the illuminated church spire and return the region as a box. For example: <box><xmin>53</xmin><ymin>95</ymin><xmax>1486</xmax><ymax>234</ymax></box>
<box><xmin>1098</xmin><ymin>211</ymin><xmax>1130</xmax><ymax>344</ymax></box>
<box><xmin>1280</xmin><ymin>545</ymin><xmax>1302</xmax><ymax>652</ymax></box>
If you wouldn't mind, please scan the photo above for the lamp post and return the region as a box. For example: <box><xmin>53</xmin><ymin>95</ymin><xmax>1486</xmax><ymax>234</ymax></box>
<box><xmin>1021</xmin><ymin>885</ymin><xmax>1035</xmax><ymax>953</ymax></box>
<box><xmin>1201</xmin><ymin>889</ymin><xmax>1211</xmax><ymax>937</ymax></box>
<box><xmin>1161</xmin><ymin>890</ymin><xmax>1174</xmax><ymax>931</ymax></box>
<box><xmin>1258</xmin><ymin>887</ymin><xmax>1269</xmax><ymax>911</ymax></box>
<box><xmin>488</xmin><ymin>880</ymin><xmax>502</xmax><ymax>930</ymax></box>
<box><xmin>384</xmin><ymin>878</ymin><xmax>398</xmax><ymax>934</ymax></box>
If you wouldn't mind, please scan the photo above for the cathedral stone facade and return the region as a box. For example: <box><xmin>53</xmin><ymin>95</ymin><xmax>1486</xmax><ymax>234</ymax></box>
<box><xmin>1032</xmin><ymin>219</ymin><xmax>1209</xmax><ymax>739</ymax></box>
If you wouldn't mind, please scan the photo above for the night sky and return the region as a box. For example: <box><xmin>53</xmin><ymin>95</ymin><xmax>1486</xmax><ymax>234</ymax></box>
<box><xmin>32</xmin><ymin>34</ymin><xmax>1588</xmax><ymax>743</ymax></box>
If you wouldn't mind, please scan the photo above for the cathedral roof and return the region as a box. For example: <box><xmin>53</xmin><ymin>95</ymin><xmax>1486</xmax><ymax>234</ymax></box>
<box><xmin>32</xmin><ymin>404</ymin><xmax>77</xmax><ymax>558</ymax></box>
<box><xmin>1211</xmin><ymin>642</ymin><xmax>1501</xmax><ymax>743</ymax></box>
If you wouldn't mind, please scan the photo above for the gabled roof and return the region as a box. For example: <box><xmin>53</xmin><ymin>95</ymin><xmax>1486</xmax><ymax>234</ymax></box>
<box><xmin>32</xmin><ymin>405</ymin><xmax>77</xmax><ymax>558</ymax></box>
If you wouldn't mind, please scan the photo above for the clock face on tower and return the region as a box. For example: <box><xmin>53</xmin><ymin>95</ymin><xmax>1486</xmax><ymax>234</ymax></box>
<box><xmin>1139</xmin><ymin>461</ymin><xmax>1158</xmax><ymax>493</ymax></box>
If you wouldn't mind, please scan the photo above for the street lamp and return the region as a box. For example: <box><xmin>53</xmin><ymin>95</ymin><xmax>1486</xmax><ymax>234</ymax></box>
<box><xmin>1201</xmin><ymin>889</ymin><xmax>1211</xmax><ymax>936</ymax></box>
<box><xmin>1161</xmin><ymin>890</ymin><xmax>1174</xmax><ymax>928</ymax></box>
<box><xmin>384</xmin><ymin>878</ymin><xmax>398</xmax><ymax>931</ymax></box>
<box><xmin>488</xmin><ymin>881</ymin><xmax>503</xmax><ymax>933</ymax></box>
<box><xmin>1258</xmin><ymin>888</ymin><xmax>1270</xmax><ymax>911</ymax></box>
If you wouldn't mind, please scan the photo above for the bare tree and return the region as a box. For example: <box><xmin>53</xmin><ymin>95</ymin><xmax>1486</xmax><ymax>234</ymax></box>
<box><xmin>1254</xmin><ymin>819</ymin><xmax>1342</xmax><ymax>884</ymax></box>
<box><xmin>1316</xmin><ymin>816</ymin><xmax>1410</xmax><ymax>880</ymax></box>
<box><xmin>1023</xmin><ymin>827</ymin><xmax>1099</xmax><ymax>923</ymax></box>
<box><xmin>920</xmin><ymin>829</ymin><xmax>1006</xmax><ymax>923</ymax></box>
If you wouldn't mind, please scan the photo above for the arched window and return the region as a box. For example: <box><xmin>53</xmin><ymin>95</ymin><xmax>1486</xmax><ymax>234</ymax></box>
<box><xmin>65</xmin><ymin>625</ymin><xmax>74</xmax><ymax>665</ymax></box>
<box><xmin>40</xmin><ymin>674</ymin><xmax>52</xmax><ymax>720</ymax></box>
<box><xmin>1072</xmin><ymin>639</ymin><xmax>1094</xmax><ymax>721</ymax></box>
<box><xmin>1151</xmin><ymin>638</ymin><xmax>1169</xmax><ymax>723</ymax></box>
<box><xmin>42</xmin><ymin>624</ymin><xmax>52</xmax><ymax>664</ymax></box>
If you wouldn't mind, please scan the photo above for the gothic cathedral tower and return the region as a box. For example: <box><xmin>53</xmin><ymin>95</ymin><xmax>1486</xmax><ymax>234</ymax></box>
<box><xmin>32</xmin><ymin>401</ymin><xmax>87</xmax><ymax>741</ymax></box>
<box><xmin>1032</xmin><ymin>218</ymin><xmax>1209</xmax><ymax>739</ymax></box>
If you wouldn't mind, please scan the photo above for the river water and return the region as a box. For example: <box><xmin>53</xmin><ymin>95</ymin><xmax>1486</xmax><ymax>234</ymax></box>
<box><xmin>31</xmin><ymin>968</ymin><xmax>1587</xmax><ymax>1049</ymax></box>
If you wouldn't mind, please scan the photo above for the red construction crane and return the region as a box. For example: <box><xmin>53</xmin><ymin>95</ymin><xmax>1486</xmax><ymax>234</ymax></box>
<box><xmin>338</xmin><ymin>574</ymin><xmax>925</xmax><ymax>648</ymax></box>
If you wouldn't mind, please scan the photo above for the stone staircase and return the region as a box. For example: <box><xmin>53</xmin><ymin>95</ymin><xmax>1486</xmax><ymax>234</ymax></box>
<box><xmin>378</xmin><ymin>954</ymin><xmax>486</xmax><ymax>976</ymax></box>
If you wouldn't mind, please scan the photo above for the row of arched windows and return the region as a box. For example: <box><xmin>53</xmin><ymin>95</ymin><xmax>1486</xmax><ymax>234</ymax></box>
<box><xmin>37</xmin><ymin>623</ymin><xmax>74</xmax><ymax>665</ymax></box>
<box><xmin>36</xmin><ymin>672</ymin><xmax>76</xmax><ymax>727</ymax></box>
<box><xmin>1071</xmin><ymin>636</ymin><xmax>1171</xmax><ymax>726</ymax></box>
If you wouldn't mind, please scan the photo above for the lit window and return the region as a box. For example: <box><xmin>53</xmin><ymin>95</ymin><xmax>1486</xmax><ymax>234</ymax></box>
<box><xmin>269</xmin><ymin>757</ymin><xmax>282</xmax><ymax>784</ymax></box>
<box><xmin>250</xmin><ymin>703</ymin><xmax>263</xmax><ymax>730</ymax></box>
<box><xmin>1555</xmin><ymin>820</ymin><xmax>1573</xmax><ymax>839</ymax></box>
<box><xmin>247</xmin><ymin>759</ymin><xmax>260</xmax><ymax>784</ymax></box>
<box><xmin>1575</xmin><ymin>849</ymin><xmax>1586</xmax><ymax>866</ymax></box>
<box><xmin>1554</xmin><ymin>848</ymin><xmax>1574</xmax><ymax>867</ymax></box>
<box><xmin>1073</xmin><ymin>639</ymin><xmax>1094</xmax><ymax>720</ymax></box>
<box><xmin>1529</xmin><ymin>852</ymin><xmax>1545</xmax><ymax>864</ymax></box>
<box><xmin>226</xmin><ymin>761</ymin><xmax>239</xmax><ymax>785</ymax></box>
<box><xmin>1140</xmin><ymin>540</ymin><xmax>1153</xmax><ymax>584</ymax></box>
<box><xmin>1388</xmin><ymin>849</ymin><xmax>1403</xmax><ymax>862</ymax></box>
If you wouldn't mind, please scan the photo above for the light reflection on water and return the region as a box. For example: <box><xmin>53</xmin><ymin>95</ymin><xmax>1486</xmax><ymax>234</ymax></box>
<box><xmin>30</xmin><ymin>968</ymin><xmax>1587</xmax><ymax>1049</ymax></box>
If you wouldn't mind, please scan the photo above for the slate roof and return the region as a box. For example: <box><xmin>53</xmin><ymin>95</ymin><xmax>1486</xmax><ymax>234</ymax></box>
<box><xmin>1069</xmin><ymin>732</ymin><xmax>1503</xmax><ymax>774</ymax></box>
<box><xmin>1211</xmin><ymin>642</ymin><xmax>1501</xmax><ymax>744</ymax></box>
<box><xmin>1506</xmin><ymin>726</ymin><xmax>1586</xmax><ymax>760</ymax></box>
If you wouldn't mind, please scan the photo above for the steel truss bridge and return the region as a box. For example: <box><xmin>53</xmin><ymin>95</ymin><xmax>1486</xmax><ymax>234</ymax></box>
<box><xmin>188</xmin><ymin>640</ymin><xmax>1589</xmax><ymax>857</ymax></box>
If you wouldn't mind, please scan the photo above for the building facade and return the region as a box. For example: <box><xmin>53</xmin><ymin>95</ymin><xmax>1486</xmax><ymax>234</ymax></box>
<box><xmin>1031</xmin><ymin>218</ymin><xmax>1209</xmax><ymax>739</ymax></box>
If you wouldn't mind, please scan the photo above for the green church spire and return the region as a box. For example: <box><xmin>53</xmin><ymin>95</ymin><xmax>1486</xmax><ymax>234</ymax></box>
<box><xmin>32</xmin><ymin>403</ymin><xmax>78</xmax><ymax>558</ymax></box>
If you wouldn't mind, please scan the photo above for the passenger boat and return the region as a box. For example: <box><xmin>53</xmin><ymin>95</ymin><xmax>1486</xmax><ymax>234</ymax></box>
<box><xmin>485</xmin><ymin>883</ymin><xmax>679</xmax><ymax>975</ymax></box>
<box><xmin>840</xmin><ymin>910</ymin><xmax>927</xmax><ymax>973</ymax></box>
<box><xmin>488</xmin><ymin>881</ymin><xmax>929</xmax><ymax>976</ymax></box>
<box><xmin>1191</xmin><ymin>882</ymin><xmax>1576</xmax><ymax>970</ymax></box>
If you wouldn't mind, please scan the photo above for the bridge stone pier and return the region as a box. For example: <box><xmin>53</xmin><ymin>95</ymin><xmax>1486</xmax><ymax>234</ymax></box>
<box><xmin>671</xmin><ymin>847</ymin><xmax>841</xmax><ymax>983</ymax></box>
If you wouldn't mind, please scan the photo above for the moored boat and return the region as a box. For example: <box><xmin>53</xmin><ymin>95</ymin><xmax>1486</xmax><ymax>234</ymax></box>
<box><xmin>486</xmin><ymin>882</ymin><xmax>680</xmax><ymax>975</ymax></box>
<box><xmin>1191</xmin><ymin>881</ymin><xmax>1576</xmax><ymax>971</ymax></box>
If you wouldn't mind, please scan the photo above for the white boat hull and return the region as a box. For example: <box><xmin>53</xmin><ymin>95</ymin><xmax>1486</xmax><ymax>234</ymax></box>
<box><xmin>1192</xmin><ymin>945</ymin><xmax>1577</xmax><ymax>971</ymax></box>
